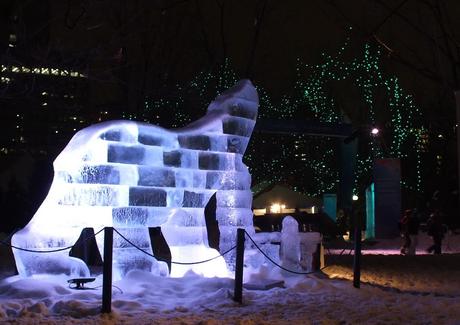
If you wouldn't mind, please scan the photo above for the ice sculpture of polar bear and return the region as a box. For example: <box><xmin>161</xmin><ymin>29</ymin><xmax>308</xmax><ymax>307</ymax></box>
<box><xmin>12</xmin><ymin>80</ymin><xmax>258</xmax><ymax>279</ymax></box>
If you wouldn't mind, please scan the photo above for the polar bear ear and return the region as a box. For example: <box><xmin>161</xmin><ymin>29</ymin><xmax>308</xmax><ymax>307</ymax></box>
<box><xmin>206</xmin><ymin>79</ymin><xmax>259</xmax><ymax>121</ymax></box>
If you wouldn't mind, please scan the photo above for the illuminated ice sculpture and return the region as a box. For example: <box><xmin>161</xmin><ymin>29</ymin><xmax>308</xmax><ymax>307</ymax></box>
<box><xmin>12</xmin><ymin>79</ymin><xmax>258</xmax><ymax>279</ymax></box>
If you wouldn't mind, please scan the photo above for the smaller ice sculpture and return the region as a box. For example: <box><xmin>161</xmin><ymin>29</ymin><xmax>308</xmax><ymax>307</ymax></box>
<box><xmin>11</xmin><ymin>79</ymin><xmax>258</xmax><ymax>279</ymax></box>
<box><xmin>279</xmin><ymin>216</ymin><xmax>301</xmax><ymax>272</ymax></box>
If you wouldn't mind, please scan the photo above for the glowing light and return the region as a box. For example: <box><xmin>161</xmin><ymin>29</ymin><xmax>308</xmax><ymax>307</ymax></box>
<box><xmin>371</xmin><ymin>127</ymin><xmax>379</xmax><ymax>136</ymax></box>
<box><xmin>352</xmin><ymin>195</ymin><xmax>359</xmax><ymax>201</ymax></box>
<box><xmin>270</xmin><ymin>203</ymin><xmax>282</xmax><ymax>213</ymax></box>
<box><xmin>11</xmin><ymin>80</ymin><xmax>258</xmax><ymax>280</ymax></box>
<box><xmin>0</xmin><ymin>65</ymin><xmax>85</xmax><ymax>78</ymax></box>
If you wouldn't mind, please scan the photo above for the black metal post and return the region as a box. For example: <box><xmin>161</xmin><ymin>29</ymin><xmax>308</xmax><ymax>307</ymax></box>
<box><xmin>455</xmin><ymin>91</ymin><xmax>460</xmax><ymax>222</ymax></box>
<box><xmin>102</xmin><ymin>227</ymin><xmax>113</xmax><ymax>313</ymax></box>
<box><xmin>353</xmin><ymin>224</ymin><xmax>361</xmax><ymax>288</ymax></box>
<box><xmin>233</xmin><ymin>228</ymin><xmax>245</xmax><ymax>303</ymax></box>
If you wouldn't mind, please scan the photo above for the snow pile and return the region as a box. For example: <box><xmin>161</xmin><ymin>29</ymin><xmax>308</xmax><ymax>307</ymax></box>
<box><xmin>0</xmin><ymin>267</ymin><xmax>460</xmax><ymax>324</ymax></box>
<box><xmin>1</xmin><ymin>233</ymin><xmax>460</xmax><ymax>324</ymax></box>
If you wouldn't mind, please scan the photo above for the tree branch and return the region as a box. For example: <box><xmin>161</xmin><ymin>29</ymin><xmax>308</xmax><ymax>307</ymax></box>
<box><xmin>245</xmin><ymin>0</ymin><xmax>269</xmax><ymax>78</ymax></box>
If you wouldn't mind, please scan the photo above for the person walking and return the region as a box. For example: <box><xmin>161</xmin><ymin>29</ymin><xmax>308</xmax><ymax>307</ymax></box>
<box><xmin>427</xmin><ymin>209</ymin><xmax>444</xmax><ymax>254</ymax></box>
<box><xmin>399</xmin><ymin>209</ymin><xmax>412</xmax><ymax>255</ymax></box>
<box><xmin>406</xmin><ymin>209</ymin><xmax>420</xmax><ymax>255</ymax></box>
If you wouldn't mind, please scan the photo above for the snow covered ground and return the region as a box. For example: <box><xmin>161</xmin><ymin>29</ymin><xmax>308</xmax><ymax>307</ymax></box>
<box><xmin>0</xmin><ymin>232</ymin><xmax>460</xmax><ymax>324</ymax></box>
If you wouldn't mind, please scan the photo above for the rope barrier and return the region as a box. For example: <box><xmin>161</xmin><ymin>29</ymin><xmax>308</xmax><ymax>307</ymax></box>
<box><xmin>112</xmin><ymin>228</ymin><xmax>236</xmax><ymax>265</ymax></box>
<box><xmin>0</xmin><ymin>227</ymin><xmax>105</xmax><ymax>253</ymax></box>
<box><xmin>244</xmin><ymin>230</ymin><xmax>331</xmax><ymax>275</ymax></box>
<box><xmin>3</xmin><ymin>225</ymin><xmax>333</xmax><ymax>274</ymax></box>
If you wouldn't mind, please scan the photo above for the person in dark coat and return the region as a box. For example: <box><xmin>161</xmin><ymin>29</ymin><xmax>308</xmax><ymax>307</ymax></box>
<box><xmin>399</xmin><ymin>209</ymin><xmax>420</xmax><ymax>255</ymax></box>
<box><xmin>399</xmin><ymin>209</ymin><xmax>412</xmax><ymax>255</ymax></box>
<box><xmin>406</xmin><ymin>209</ymin><xmax>420</xmax><ymax>255</ymax></box>
<box><xmin>426</xmin><ymin>209</ymin><xmax>444</xmax><ymax>254</ymax></box>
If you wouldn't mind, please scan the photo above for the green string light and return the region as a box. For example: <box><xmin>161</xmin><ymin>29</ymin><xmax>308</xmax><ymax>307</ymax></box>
<box><xmin>135</xmin><ymin>43</ymin><xmax>424</xmax><ymax>197</ymax></box>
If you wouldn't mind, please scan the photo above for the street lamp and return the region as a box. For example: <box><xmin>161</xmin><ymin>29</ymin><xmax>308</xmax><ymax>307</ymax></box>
<box><xmin>370</xmin><ymin>127</ymin><xmax>379</xmax><ymax>136</ymax></box>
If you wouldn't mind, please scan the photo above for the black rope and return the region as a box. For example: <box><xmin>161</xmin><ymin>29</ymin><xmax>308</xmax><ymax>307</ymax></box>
<box><xmin>244</xmin><ymin>230</ymin><xmax>330</xmax><ymax>275</ymax></box>
<box><xmin>0</xmin><ymin>228</ymin><xmax>105</xmax><ymax>253</ymax></box>
<box><xmin>112</xmin><ymin>228</ymin><xmax>236</xmax><ymax>265</ymax></box>
<box><xmin>326</xmin><ymin>245</ymin><xmax>354</xmax><ymax>256</ymax></box>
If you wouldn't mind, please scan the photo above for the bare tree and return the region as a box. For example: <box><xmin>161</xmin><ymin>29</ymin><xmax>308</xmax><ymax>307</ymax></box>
<box><xmin>325</xmin><ymin>0</ymin><xmax>460</xmax><ymax>218</ymax></box>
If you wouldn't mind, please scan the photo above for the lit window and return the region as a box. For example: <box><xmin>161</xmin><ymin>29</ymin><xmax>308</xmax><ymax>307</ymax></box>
<box><xmin>270</xmin><ymin>203</ymin><xmax>281</xmax><ymax>213</ymax></box>
<box><xmin>270</xmin><ymin>203</ymin><xmax>286</xmax><ymax>214</ymax></box>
